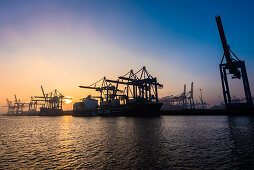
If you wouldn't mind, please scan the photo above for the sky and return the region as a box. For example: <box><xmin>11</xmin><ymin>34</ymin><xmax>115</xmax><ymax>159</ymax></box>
<box><xmin>0</xmin><ymin>0</ymin><xmax>254</xmax><ymax>112</ymax></box>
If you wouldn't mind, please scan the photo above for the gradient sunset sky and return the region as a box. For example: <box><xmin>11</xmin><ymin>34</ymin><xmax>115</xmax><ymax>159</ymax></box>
<box><xmin>1</xmin><ymin>0</ymin><xmax>254</xmax><ymax>112</ymax></box>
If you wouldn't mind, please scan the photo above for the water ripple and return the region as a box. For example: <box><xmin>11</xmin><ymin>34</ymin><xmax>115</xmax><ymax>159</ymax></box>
<box><xmin>0</xmin><ymin>116</ymin><xmax>254</xmax><ymax>169</ymax></box>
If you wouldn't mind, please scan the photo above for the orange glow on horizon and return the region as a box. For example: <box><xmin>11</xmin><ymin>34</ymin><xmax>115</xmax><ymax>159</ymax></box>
<box><xmin>63</xmin><ymin>97</ymin><xmax>73</xmax><ymax>104</ymax></box>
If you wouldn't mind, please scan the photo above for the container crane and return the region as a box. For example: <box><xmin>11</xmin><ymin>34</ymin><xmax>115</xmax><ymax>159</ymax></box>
<box><xmin>78</xmin><ymin>66</ymin><xmax>163</xmax><ymax>116</ymax></box>
<box><xmin>33</xmin><ymin>86</ymin><xmax>70</xmax><ymax>115</ymax></box>
<box><xmin>216</xmin><ymin>16</ymin><xmax>253</xmax><ymax>109</ymax></box>
<box><xmin>159</xmin><ymin>82</ymin><xmax>195</xmax><ymax>110</ymax></box>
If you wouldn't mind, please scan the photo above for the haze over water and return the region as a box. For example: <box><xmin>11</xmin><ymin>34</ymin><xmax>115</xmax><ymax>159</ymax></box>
<box><xmin>0</xmin><ymin>116</ymin><xmax>254</xmax><ymax>169</ymax></box>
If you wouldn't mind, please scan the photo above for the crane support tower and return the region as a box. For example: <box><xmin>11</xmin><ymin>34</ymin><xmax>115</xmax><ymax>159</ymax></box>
<box><xmin>216</xmin><ymin>16</ymin><xmax>253</xmax><ymax>109</ymax></box>
<box><xmin>78</xmin><ymin>66</ymin><xmax>163</xmax><ymax>116</ymax></box>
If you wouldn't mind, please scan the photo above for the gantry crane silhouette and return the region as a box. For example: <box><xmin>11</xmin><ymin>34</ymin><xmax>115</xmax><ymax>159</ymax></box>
<box><xmin>216</xmin><ymin>16</ymin><xmax>253</xmax><ymax>109</ymax></box>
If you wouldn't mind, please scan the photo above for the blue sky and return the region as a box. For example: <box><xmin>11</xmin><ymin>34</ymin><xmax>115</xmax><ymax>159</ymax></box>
<box><xmin>0</xmin><ymin>0</ymin><xmax>254</xmax><ymax>110</ymax></box>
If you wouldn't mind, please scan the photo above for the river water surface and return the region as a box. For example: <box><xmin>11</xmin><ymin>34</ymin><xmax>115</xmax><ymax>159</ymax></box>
<box><xmin>0</xmin><ymin>116</ymin><xmax>254</xmax><ymax>169</ymax></box>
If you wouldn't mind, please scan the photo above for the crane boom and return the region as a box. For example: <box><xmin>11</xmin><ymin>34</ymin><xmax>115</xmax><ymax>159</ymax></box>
<box><xmin>216</xmin><ymin>16</ymin><xmax>241</xmax><ymax>79</ymax></box>
<box><xmin>216</xmin><ymin>16</ymin><xmax>231</xmax><ymax>65</ymax></box>
<box><xmin>14</xmin><ymin>94</ymin><xmax>18</xmax><ymax>103</ymax></box>
<box><xmin>41</xmin><ymin>85</ymin><xmax>47</xmax><ymax>103</ymax></box>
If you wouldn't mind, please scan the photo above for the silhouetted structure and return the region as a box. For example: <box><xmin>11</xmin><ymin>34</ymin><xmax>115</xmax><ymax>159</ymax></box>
<box><xmin>33</xmin><ymin>86</ymin><xmax>69</xmax><ymax>116</ymax></box>
<box><xmin>78</xmin><ymin>66</ymin><xmax>163</xmax><ymax>116</ymax></box>
<box><xmin>199</xmin><ymin>89</ymin><xmax>208</xmax><ymax>109</ymax></box>
<box><xmin>73</xmin><ymin>95</ymin><xmax>99</xmax><ymax>116</ymax></box>
<box><xmin>3</xmin><ymin>95</ymin><xmax>30</xmax><ymax>115</ymax></box>
<box><xmin>4</xmin><ymin>98</ymin><xmax>16</xmax><ymax>114</ymax></box>
<box><xmin>216</xmin><ymin>16</ymin><xmax>253</xmax><ymax>109</ymax></box>
<box><xmin>2</xmin><ymin>95</ymin><xmax>44</xmax><ymax>115</ymax></box>
<box><xmin>160</xmin><ymin>82</ymin><xmax>195</xmax><ymax>110</ymax></box>
<box><xmin>28</xmin><ymin>97</ymin><xmax>40</xmax><ymax>113</ymax></box>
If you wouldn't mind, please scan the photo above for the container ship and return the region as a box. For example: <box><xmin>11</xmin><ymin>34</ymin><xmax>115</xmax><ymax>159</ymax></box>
<box><xmin>39</xmin><ymin>108</ymin><xmax>64</xmax><ymax>116</ymax></box>
<box><xmin>73</xmin><ymin>95</ymin><xmax>98</xmax><ymax>116</ymax></box>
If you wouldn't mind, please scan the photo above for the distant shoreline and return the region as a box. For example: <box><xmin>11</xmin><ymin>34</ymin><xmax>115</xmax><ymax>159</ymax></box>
<box><xmin>161</xmin><ymin>109</ymin><xmax>254</xmax><ymax>116</ymax></box>
<box><xmin>1</xmin><ymin>109</ymin><xmax>253</xmax><ymax>117</ymax></box>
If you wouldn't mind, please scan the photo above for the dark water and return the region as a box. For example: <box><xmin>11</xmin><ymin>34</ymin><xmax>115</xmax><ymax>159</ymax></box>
<box><xmin>0</xmin><ymin>116</ymin><xmax>254</xmax><ymax>169</ymax></box>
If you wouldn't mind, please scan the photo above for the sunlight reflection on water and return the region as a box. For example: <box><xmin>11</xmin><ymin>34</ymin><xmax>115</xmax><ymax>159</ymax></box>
<box><xmin>0</xmin><ymin>116</ymin><xmax>254</xmax><ymax>169</ymax></box>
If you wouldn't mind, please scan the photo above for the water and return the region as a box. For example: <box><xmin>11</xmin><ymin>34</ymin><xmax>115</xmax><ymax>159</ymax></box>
<box><xmin>0</xmin><ymin>116</ymin><xmax>254</xmax><ymax>169</ymax></box>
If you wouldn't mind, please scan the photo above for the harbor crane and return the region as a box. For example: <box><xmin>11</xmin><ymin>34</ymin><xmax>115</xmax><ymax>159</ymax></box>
<box><xmin>160</xmin><ymin>82</ymin><xmax>195</xmax><ymax>110</ymax></box>
<box><xmin>216</xmin><ymin>16</ymin><xmax>253</xmax><ymax>109</ymax></box>
<box><xmin>199</xmin><ymin>89</ymin><xmax>208</xmax><ymax>109</ymax></box>
<box><xmin>79</xmin><ymin>66</ymin><xmax>163</xmax><ymax>114</ymax></box>
<box><xmin>80</xmin><ymin>67</ymin><xmax>163</xmax><ymax>105</ymax></box>
<box><xmin>3</xmin><ymin>98</ymin><xmax>15</xmax><ymax>114</ymax></box>
<box><xmin>33</xmin><ymin>86</ymin><xmax>70</xmax><ymax>115</ymax></box>
<box><xmin>3</xmin><ymin>95</ymin><xmax>29</xmax><ymax>115</ymax></box>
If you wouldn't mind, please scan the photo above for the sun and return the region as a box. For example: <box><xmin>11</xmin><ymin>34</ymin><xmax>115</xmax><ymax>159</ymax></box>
<box><xmin>63</xmin><ymin>96</ymin><xmax>73</xmax><ymax>104</ymax></box>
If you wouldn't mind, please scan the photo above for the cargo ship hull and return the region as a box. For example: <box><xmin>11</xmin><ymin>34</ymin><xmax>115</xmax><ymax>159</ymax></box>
<box><xmin>99</xmin><ymin>103</ymin><xmax>163</xmax><ymax>117</ymax></box>
<box><xmin>73</xmin><ymin>110</ymin><xmax>97</xmax><ymax>117</ymax></box>
<box><xmin>39</xmin><ymin>108</ymin><xmax>64</xmax><ymax>116</ymax></box>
